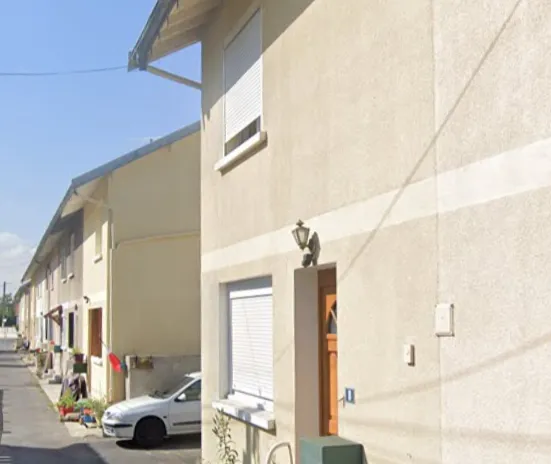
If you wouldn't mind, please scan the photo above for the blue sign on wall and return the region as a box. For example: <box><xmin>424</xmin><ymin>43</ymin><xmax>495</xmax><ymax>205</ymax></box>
<box><xmin>345</xmin><ymin>387</ymin><xmax>355</xmax><ymax>404</ymax></box>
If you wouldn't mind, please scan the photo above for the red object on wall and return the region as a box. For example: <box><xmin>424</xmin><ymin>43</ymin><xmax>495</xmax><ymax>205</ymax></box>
<box><xmin>108</xmin><ymin>352</ymin><xmax>122</xmax><ymax>372</ymax></box>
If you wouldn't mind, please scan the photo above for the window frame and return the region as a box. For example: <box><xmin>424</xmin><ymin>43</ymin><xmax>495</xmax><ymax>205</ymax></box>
<box><xmin>226</xmin><ymin>278</ymin><xmax>274</xmax><ymax>412</ymax></box>
<box><xmin>95</xmin><ymin>208</ymin><xmax>103</xmax><ymax>258</ymax></box>
<box><xmin>60</xmin><ymin>244</ymin><xmax>67</xmax><ymax>280</ymax></box>
<box><xmin>218</xmin><ymin>5</ymin><xmax>266</xmax><ymax>171</ymax></box>
<box><xmin>68</xmin><ymin>312</ymin><xmax>75</xmax><ymax>348</ymax></box>
<box><xmin>68</xmin><ymin>233</ymin><xmax>75</xmax><ymax>277</ymax></box>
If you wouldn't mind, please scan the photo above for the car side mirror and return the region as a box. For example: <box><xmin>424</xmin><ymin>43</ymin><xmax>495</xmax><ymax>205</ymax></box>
<box><xmin>176</xmin><ymin>393</ymin><xmax>187</xmax><ymax>402</ymax></box>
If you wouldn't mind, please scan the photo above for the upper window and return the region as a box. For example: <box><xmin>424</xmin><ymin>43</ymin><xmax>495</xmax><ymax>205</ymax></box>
<box><xmin>45</xmin><ymin>268</ymin><xmax>50</xmax><ymax>292</ymax></box>
<box><xmin>224</xmin><ymin>10</ymin><xmax>262</xmax><ymax>156</ymax></box>
<box><xmin>61</xmin><ymin>244</ymin><xmax>67</xmax><ymax>279</ymax></box>
<box><xmin>68</xmin><ymin>233</ymin><xmax>75</xmax><ymax>276</ymax></box>
<box><xmin>227</xmin><ymin>278</ymin><xmax>273</xmax><ymax>410</ymax></box>
<box><xmin>95</xmin><ymin>209</ymin><xmax>103</xmax><ymax>257</ymax></box>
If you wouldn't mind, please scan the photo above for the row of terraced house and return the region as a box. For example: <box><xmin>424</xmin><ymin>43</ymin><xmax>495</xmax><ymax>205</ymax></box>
<box><xmin>15</xmin><ymin>124</ymin><xmax>201</xmax><ymax>401</ymax></box>
<box><xmin>15</xmin><ymin>0</ymin><xmax>551</xmax><ymax>463</ymax></box>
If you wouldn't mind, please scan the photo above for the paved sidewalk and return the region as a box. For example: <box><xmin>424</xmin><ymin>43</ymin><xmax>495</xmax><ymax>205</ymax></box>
<box><xmin>24</xmin><ymin>360</ymin><xmax>103</xmax><ymax>439</ymax></box>
<box><xmin>0</xmin><ymin>352</ymin><xmax>201</xmax><ymax>463</ymax></box>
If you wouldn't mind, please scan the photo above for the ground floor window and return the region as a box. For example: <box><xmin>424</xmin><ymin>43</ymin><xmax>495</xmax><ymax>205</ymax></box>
<box><xmin>68</xmin><ymin>312</ymin><xmax>75</xmax><ymax>348</ymax></box>
<box><xmin>89</xmin><ymin>308</ymin><xmax>102</xmax><ymax>358</ymax></box>
<box><xmin>228</xmin><ymin>277</ymin><xmax>273</xmax><ymax>409</ymax></box>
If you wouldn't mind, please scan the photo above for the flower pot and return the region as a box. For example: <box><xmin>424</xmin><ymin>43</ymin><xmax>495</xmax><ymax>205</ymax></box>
<box><xmin>59</xmin><ymin>405</ymin><xmax>74</xmax><ymax>416</ymax></box>
<box><xmin>74</xmin><ymin>353</ymin><xmax>84</xmax><ymax>363</ymax></box>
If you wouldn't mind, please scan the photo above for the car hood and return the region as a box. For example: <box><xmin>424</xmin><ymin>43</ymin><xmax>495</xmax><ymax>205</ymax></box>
<box><xmin>108</xmin><ymin>395</ymin><xmax>165</xmax><ymax>415</ymax></box>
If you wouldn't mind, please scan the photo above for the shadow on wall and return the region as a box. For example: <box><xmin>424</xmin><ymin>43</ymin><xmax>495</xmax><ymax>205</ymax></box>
<box><xmin>203</xmin><ymin>0</ymin><xmax>316</xmax><ymax>120</ymax></box>
<box><xmin>0</xmin><ymin>444</ymin><xmax>107</xmax><ymax>463</ymax></box>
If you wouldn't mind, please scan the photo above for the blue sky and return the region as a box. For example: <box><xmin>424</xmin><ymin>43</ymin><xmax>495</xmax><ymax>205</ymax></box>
<box><xmin>0</xmin><ymin>1</ymin><xmax>201</xmax><ymax>291</ymax></box>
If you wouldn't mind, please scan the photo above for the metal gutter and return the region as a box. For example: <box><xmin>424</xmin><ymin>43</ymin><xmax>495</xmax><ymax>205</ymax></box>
<box><xmin>128</xmin><ymin>0</ymin><xmax>178</xmax><ymax>71</ymax></box>
<box><xmin>13</xmin><ymin>279</ymin><xmax>32</xmax><ymax>303</ymax></box>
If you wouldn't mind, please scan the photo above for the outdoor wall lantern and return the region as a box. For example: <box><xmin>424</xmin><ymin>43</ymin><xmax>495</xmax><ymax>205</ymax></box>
<box><xmin>291</xmin><ymin>220</ymin><xmax>320</xmax><ymax>268</ymax></box>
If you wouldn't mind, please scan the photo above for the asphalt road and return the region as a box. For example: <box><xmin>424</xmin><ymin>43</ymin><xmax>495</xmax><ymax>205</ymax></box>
<box><xmin>0</xmin><ymin>352</ymin><xmax>201</xmax><ymax>463</ymax></box>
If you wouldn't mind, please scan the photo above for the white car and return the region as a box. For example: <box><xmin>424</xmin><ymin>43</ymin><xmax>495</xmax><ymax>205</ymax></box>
<box><xmin>102</xmin><ymin>372</ymin><xmax>201</xmax><ymax>447</ymax></box>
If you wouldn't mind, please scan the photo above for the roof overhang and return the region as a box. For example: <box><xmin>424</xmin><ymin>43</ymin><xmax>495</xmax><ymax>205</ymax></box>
<box><xmin>44</xmin><ymin>305</ymin><xmax>62</xmax><ymax>318</ymax></box>
<box><xmin>128</xmin><ymin>0</ymin><xmax>221</xmax><ymax>71</ymax></box>
<box><xmin>44</xmin><ymin>305</ymin><xmax>63</xmax><ymax>325</ymax></box>
<box><xmin>21</xmin><ymin>178</ymin><xmax>101</xmax><ymax>282</ymax></box>
<box><xmin>13</xmin><ymin>279</ymin><xmax>32</xmax><ymax>302</ymax></box>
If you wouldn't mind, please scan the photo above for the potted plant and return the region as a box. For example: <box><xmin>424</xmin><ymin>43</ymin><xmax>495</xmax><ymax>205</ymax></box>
<box><xmin>77</xmin><ymin>399</ymin><xmax>94</xmax><ymax>418</ymax></box>
<box><xmin>72</xmin><ymin>347</ymin><xmax>84</xmax><ymax>363</ymax></box>
<box><xmin>57</xmin><ymin>390</ymin><xmax>76</xmax><ymax>417</ymax></box>
<box><xmin>89</xmin><ymin>397</ymin><xmax>109</xmax><ymax>426</ymax></box>
<box><xmin>36</xmin><ymin>351</ymin><xmax>47</xmax><ymax>378</ymax></box>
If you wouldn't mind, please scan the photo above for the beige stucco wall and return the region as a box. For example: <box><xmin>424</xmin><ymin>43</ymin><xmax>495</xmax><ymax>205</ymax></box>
<box><xmin>108</xmin><ymin>130</ymin><xmax>201</xmax><ymax>401</ymax></box>
<box><xmin>201</xmin><ymin>0</ymin><xmax>437</xmax><ymax>462</ymax></box>
<box><xmin>199</xmin><ymin>0</ymin><xmax>551</xmax><ymax>463</ymax></box>
<box><xmin>433</xmin><ymin>1</ymin><xmax>551</xmax><ymax>463</ymax></box>
<box><xmin>82</xmin><ymin>179</ymin><xmax>110</xmax><ymax>399</ymax></box>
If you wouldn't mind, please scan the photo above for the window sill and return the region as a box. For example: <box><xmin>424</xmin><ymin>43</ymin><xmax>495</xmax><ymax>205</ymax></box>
<box><xmin>68</xmin><ymin>273</ymin><xmax>75</xmax><ymax>280</ymax></box>
<box><xmin>93</xmin><ymin>254</ymin><xmax>103</xmax><ymax>263</ymax></box>
<box><xmin>91</xmin><ymin>356</ymin><xmax>103</xmax><ymax>367</ymax></box>
<box><xmin>212</xmin><ymin>398</ymin><xmax>275</xmax><ymax>431</ymax></box>
<box><xmin>214</xmin><ymin>131</ymin><xmax>267</xmax><ymax>172</ymax></box>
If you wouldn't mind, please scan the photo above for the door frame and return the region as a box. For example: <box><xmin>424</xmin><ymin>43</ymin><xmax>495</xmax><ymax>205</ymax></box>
<box><xmin>318</xmin><ymin>267</ymin><xmax>337</xmax><ymax>436</ymax></box>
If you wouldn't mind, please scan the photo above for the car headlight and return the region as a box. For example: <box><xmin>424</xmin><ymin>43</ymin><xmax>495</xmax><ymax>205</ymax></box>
<box><xmin>104</xmin><ymin>409</ymin><xmax>124</xmax><ymax>421</ymax></box>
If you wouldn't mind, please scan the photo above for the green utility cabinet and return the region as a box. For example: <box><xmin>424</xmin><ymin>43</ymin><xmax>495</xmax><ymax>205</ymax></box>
<box><xmin>300</xmin><ymin>436</ymin><xmax>364</xmax><ymax>464</ymax></box>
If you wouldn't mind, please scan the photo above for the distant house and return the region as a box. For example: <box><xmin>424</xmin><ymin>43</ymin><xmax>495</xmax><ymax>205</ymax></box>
<box><xmin>21</xmin><ymin>122</ymin><xmax>201</xmax><ymax>403</ymax></box>
<box><xmin>21</xmin><ymin>206</ymin><xmax>83</xmax><ymax>379</ymax></box>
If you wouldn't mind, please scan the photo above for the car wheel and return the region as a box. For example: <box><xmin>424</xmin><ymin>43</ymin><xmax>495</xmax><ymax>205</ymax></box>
<box><xmin>133</xmin><ymin>417</ymin><xmax>166</xmax><ymax>448</ymax></box>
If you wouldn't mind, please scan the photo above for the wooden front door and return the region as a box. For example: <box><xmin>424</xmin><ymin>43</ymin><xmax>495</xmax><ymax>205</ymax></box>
<box><xmin>319</xmin><ymin>269</ymin><xmax>338</xmax><ymax>436</ymax></box>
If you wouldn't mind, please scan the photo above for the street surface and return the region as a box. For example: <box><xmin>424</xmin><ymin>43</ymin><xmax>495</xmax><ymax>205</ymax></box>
<box><xmin>0</xmin><ymin>351</ymin><xmax>201</xmax><ymax>463</ymax></box>
<box><xmin>0</xmin><ymin>328</ymin><xmax>17</xmax><ymax>352</ymax></box>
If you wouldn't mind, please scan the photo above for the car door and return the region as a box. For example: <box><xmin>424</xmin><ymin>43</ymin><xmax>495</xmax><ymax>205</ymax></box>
<box><xmin>168</xmin><ymin>379</ymin><xmax>201</xmax><ymax>435</ymax></box>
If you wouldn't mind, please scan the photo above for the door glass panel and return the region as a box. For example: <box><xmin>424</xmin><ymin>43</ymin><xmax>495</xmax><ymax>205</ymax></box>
<box><xmin>328</xmin><ymin>301</ymin><xmax>337</xmax><ymax>334</ymax></box>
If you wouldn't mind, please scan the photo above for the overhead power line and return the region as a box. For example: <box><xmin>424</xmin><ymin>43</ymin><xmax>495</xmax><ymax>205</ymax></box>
<box><xmin>0</xmin><ymin>65</ymin><xmax>126</xmax><ymax>77</ymax></box>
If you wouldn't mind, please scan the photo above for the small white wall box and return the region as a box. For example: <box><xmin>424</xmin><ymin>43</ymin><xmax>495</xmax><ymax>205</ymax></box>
<box><xmin>435</xmin><ymin>303</ymin><xmax>454</xmax><ymax>337</ymax></box>
<box><xmin>403</xmin><ymin>344</ymin><xmax>415</xmax><ymax>366</ymax></box>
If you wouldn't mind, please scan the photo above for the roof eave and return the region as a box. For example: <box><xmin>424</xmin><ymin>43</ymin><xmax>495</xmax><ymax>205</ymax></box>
<box><xmin>128</xmin><ymin>0</ymin><xmax>178</xmax><ymax>71</ymax></box>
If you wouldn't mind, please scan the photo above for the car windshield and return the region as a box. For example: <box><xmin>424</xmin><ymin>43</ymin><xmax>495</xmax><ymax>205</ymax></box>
<box><xmin>149</xmin><ymin>375</ymin><xmax>196</xmax><ymax>399</ymax></box>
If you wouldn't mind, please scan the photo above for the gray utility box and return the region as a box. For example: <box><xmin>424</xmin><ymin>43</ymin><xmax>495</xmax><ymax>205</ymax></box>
<box><xmin>300</xmin><ymin>436</ymin><xmax>364</xmax><ymax>464</ymax></box>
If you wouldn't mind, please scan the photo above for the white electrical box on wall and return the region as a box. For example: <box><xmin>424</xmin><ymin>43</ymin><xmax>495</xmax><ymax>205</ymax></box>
<box><xmin>435</xmin><ymin>303</ymin><xmax>455</xmax><ymax>337</ymax></box>
<box><xmin>403</xmin><ymin>344</ymin><xmax>415</xmax><ymax>366</ymax></box>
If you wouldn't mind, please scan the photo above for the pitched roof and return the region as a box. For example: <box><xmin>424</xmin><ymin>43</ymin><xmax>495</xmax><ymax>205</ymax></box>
<box><xmin>21</xmin><ymin>121</ymin><xmax>200</xmax><ymax>281</ymax></box>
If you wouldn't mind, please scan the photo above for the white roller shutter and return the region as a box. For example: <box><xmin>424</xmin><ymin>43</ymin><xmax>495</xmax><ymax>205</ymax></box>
<box><xmin>224</xmin><ymin>10</ymin><xmax>262</xmax><ymax>142</ymax></box>
<box><xmin>229</xmin><ymin>283</ymin><xmax>273</xmax><ymax>402</ymax></box>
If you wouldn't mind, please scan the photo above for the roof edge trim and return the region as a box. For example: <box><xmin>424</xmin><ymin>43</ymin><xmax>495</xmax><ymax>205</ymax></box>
<box><xmin>128</xmin><ymin>0</ymin><xmax>178</xmax><ymax>71</ymax></box>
